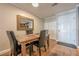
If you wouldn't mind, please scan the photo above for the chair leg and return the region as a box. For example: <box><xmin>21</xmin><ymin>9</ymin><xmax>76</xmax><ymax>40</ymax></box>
<box><xmin>10</xmin><ymin>53</ymin><xmax>12</xmax><ymax>56</ymax></box>
<box><xmin>29</xmin><ymin>45</ymin><xmax>33</xmax><ymax>56</ymax></box>
<box><xmin>10</xmin><ymin>51</ymin><xmax>14</xmax><ymax>56</ymax></box>
<box><xmin>44</xmin><ymin>45</ymin><xmax>46</xmax><ymax>52</ymax></box>
<box><xmin>39</xmin><ymin>47</ymin><xmax>41</xmax><ymax>56</ymax></box>
<box><xmin>31</xmin><ymin>44</ymin><xmax>33</xmax><ymax>52</ymax></box>
<box><xmin>29</xmin><ymin>48</ymin><xmax>31</xmax><ymax>56</ymax></box>
<box><xmin>29</xmin><ymin>44</ymin><xmax>33</xmax><ymax>56</ymax></box>
<box><xmin>47</xmin><ymin>39</ymin><xmax>49</xmax><ymax>48</ymax></box>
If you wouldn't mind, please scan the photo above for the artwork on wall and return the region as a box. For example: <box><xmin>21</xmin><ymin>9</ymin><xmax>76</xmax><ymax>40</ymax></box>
<box><xmin>17</xmin><ymin>15</ymin><xmax>34</xmax><ymax>31</ymax></box>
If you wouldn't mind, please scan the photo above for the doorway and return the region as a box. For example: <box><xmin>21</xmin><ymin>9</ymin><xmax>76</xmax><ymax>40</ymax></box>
<box><xmin>57</xmin><ymin>9</ymin><xmax>77</xmax><ymax>45</ymax></box>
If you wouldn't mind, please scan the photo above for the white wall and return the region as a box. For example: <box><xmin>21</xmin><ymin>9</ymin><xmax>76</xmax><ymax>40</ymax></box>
<box><xmin>44</xmin><ymin>16</ymin><xmax>57</xmax><ymax>40</ymax></box>
<box><xmin>77</xmin><ymin>6</ymin><xmax>79</xmax><ymax>46</ymax></box>
<box><xmin>0</xmin><ymin>4</ymin><xmax>44</xmax><ymax>52</ymax></box>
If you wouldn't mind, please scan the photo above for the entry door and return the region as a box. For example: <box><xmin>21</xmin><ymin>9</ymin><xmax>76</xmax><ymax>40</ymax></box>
<box><xmin>57</xmin><ymin>10</ymin><xmax>76</xmax><ymax>45</ymax></box>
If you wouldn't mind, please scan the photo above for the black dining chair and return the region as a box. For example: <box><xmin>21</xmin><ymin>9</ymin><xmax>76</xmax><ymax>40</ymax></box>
<box><xmin>7</xmin><ymin>31</ymin><xmax>33</xmax><ymax>56</ymax></box>
<box><xmin>32</xmin><ymin>30</ymin><xmax>49</xmax><ymax>56</ymax></box>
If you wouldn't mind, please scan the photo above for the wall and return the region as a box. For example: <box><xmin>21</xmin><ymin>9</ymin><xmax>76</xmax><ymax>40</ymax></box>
<box><xmin>77</xmin><ymin>6</ymin><xmax>79</xmax><ymax>46</ymax></box>
<box><xmin>44</xmin><ymin>16</ymin><xmax>57</xmax><ymax>40</ymax></box>
<box><xmin>0</xmin><ymin>4</ymin><xmax>44</xmax><ymax>52</ymax></box>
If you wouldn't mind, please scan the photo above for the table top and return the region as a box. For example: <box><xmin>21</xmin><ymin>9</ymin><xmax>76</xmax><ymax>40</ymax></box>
<box><xmin>17</xmin><ymin>34</ymin><xmax>39</xmax><ymax>43</ymax></box>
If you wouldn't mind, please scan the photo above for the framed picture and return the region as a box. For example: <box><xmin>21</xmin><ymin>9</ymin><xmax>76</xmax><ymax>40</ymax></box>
<box><xmin>17</xmin><ymin>15</ymin><xmax>34</xmax><ymax>30</ymax></box>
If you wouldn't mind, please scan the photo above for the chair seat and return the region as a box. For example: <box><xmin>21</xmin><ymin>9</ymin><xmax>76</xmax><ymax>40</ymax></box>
<box><xmin>33</xmin><ymin>41</ymin><xmax>39</xmax><ymax>47</ymax></box>
<box><xmin>33</xmin><ymin>41</ymin><xmax>44</xmax><ymax>47</ymax></box>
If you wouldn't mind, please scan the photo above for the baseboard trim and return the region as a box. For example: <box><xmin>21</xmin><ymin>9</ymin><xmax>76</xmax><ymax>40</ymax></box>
<box><xmin>0</xmin><ymin>48</ymin><xmax>10</xmax><ymax>56</ymax></box>
<box><xmin>56</xmin><ymin>40</ymin><xmax>78</xmax><ymax>47</ymax></box>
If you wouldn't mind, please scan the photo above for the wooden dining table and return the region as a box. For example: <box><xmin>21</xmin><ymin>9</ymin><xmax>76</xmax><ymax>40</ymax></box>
<box><xmin>17</xmin><ymin>34</ymin><xmax>40</xmax><ymax>56</ymax></box>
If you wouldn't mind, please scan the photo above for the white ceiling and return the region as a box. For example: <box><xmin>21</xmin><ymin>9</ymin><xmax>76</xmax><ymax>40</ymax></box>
<box><xmin>11</xmin><ymin>3</ymin><xmax>77</xmax><ymax>19</ymax></box>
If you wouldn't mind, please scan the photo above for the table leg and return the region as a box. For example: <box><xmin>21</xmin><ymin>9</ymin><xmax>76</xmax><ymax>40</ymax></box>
<box><xmin>21</xmin><ymin>43</ymin><xmax>27</xmax><ymax>56</ymax></box>
<box><xmin>47</xmin><ymin>39</ymin><xmax>49</xmax><ymax>48</ymax></box>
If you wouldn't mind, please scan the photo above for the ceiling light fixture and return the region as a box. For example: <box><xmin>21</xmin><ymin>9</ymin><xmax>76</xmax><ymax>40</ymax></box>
<box><xmin>32</xmin><ymin>3</ymin><xmax>39</xmax><ymax>7</ymax></box>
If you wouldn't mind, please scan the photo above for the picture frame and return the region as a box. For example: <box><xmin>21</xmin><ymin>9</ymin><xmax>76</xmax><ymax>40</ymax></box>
<box><xmin>17</xmin><ymin>15</ymin><xmax>34</xmax><ymax>31</ymax></box>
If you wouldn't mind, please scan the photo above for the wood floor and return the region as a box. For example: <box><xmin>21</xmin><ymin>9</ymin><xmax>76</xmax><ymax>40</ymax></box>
<box><xmin>25</xmin><ymin>39</ymin><xmax>79</xmax><ymax>56</ymax></box>
<box><xmin>2</xmin><ymin>39</ymin><xmax>79</xmax><ymax>56</ymax></box>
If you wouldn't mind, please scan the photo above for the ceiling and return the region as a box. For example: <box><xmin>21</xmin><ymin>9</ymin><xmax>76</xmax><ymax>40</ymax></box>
<box><xmin>11</xmin><ymin>3</ymin><xmax>77</xmax><ymax>19</ymax></box>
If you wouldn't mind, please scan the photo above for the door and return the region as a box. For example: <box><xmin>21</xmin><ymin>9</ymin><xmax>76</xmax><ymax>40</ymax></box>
<box><xmin>57</xmin><ymin>10</ymin><xmax>76</xmax><ymax>45</ymax></box>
